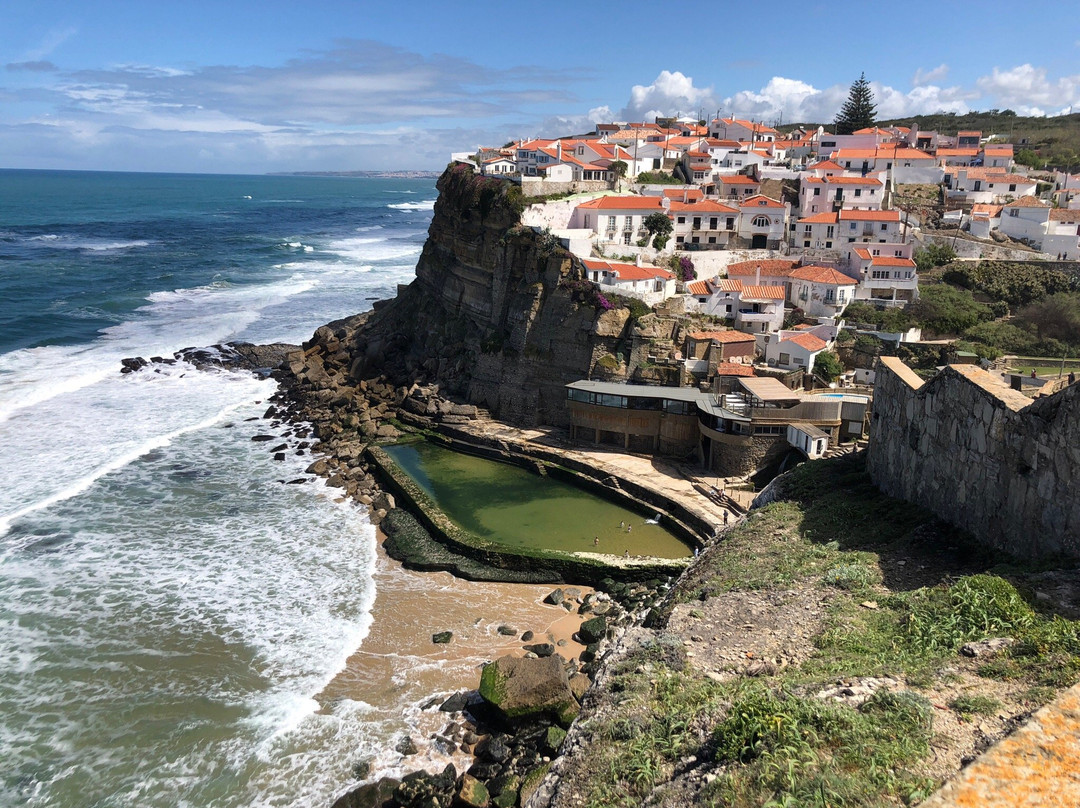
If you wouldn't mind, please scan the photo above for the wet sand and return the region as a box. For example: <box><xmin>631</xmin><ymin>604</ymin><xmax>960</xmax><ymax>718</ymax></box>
<box><xmin>315</xmin><ymin>529</ymin><xmax>589</xmax><ymax>774</ymax></box>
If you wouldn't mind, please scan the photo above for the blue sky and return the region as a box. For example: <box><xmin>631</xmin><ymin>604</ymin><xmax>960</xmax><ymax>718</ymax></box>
<box><xmin>3</xmin><ymin>0</ymin><xmax>1079</xmax><ymax>173</ymax></box>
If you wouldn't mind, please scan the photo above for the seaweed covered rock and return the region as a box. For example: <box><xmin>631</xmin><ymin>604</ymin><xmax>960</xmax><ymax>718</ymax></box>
<box><xmin>478</xmin><ymin>655</ymin><xmax>578</xmax><ymax>726</ymax></box>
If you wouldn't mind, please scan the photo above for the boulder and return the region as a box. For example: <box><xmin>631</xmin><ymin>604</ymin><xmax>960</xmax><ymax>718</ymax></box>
<box><xmin>568</xmin><ymin>673</ymin><xmax>591</xmax><ymax>701</ymax></box>
<box><xmin>478</xmin><ymin>655</ymin><xmax>578</xmax><ymax>726</ymax></box>
<box><xmin>577</xmin><ymin>616</ymin><xmax>607</xmax><ymax>645</ymax></box>
<box><xmin>496</xmin><ymin>625</ymin><xmax>518</xmax><ymax>637</ymax></box>
<box><xmin>395</xmin><ymin>735</ymin><xmax>418</xmax><ymax>756</ymax></box>
<box><xmin>454</xmin><ymin>774</ymin><xmax>490</xmax><ymax>808</ymax></box>
<box><xmin>543</xmin><ymin>588</ymin><xmax>565</xmax><ymax>606</ymax></box>
<box><xmin>432</xmin><ymin>631</ymin><xmax>453</xmax><ymax>644</ymax></box>
<box><xmin>523</xmin><ymin>643</ymin><xmax>555</xmax><ymax>658</ymax></box>
<box><xmin>542</xmin><ymin>725</ymin><xmax>567</xmax><ymax>755</ymax></box>
<box><xmin>331</xmin><ymin>776</ymin><xmax>400</xmax><ymax>808</ymax></box>
<box><xmin>439</xmin><ymin>692</ymin><xmax>470</xmax><ymax>712</ymax></box>
<box><xmin>960</xmin><ymin>637</ymin><xmax>1015</xmax><ymax>658</ymax></box>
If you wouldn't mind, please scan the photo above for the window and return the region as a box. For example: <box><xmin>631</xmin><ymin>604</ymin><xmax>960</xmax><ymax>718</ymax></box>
<box><xmin>623</xmin><ymin>232</ymin><xmax>631</xmax><ymax>244</ymax></box>
<box><xmin>894</xmin><ymin>249</ymin><xmax>903</xmax><ymax>256</ymax></box>
<box><xmin>825</xmin><ymin>241</ymin><xmax>832</xmax><ymax>248</ymax></box>
<box><xmin>752</xmin><ymin>216</ymin><xmax>771</xmax><ymax>227</ymax></box>
<box><xmin>625</xmin><ymin>216</ymin><xmax>633</xmax><ymax>230</ymax></box>
<box><xmin>726</xmin><ymin>217</ymin><xmax>735</xmax><ymax>230</ymax></box>
<box><xmin>1009</xmin><ymin>184</ymin><xmax>1017</xmax><ymax>192</ymax></box>
<box><xmin>850</xmin><ymin>222</ymin><xmax>857</xmax><ymax>230</ymax></box>
<box><xmin>872</xmin><ymin>248</ymin><xmax>880</xmax><ymax>255</ymax></box>
<box><xmin>608</xmin><ymin>216</ymin><xmax>617</xmax><ymax>231</ymax></box>
<box><xmin>826</xmin><ymin>225</ymin><xmax>834</xmax><ymax>237</ymax></box>
<box><xmin>1009</xmin><ymin>208</ymin><xmax>1019</xmax><ymax>218</ymax></box>
<box><xmin>854</xmin><ymin>189</ymin><xmax>862</xmax><ymax>197</ymax></box>
<box><xmin>677</xmin><ymin>216</ymin><xmax>686</xmax><ymax>224</ymax></box>
<box><xmin>584</xmin><ymin>215</ymin><xmax>590</xmax><ymax>227</ymax></box>
<box><xmin>804</xmin><ymin>224</ymin><xmax>812</xmax><ymax>233</ymax></box>
<box><xmin>813</xmin><ymin>188</ymin><xmax>820</xmax><ymax>196</ymax></box>
<box><xmin>880</xmin><ymin>223</ymin><xmax>888</xmax><ymax>231</ymax></box>
<box><xmin>663</xmin><ymin>400</ymin><xmax>691</xmax><ymax>415</ymax></box>
<box><xmin>804</xmin><ymin>240</ymin><xmax>811</xmax><ymax>247</ymax></box>
<box><xmin>778</xmin><ymin>352</ymin><xmax>790</xmax><ymax>365</ymax></box>
<box><xmin>838</xmin><ymin>289</ymin><xmax>846</xmax><ymax>302</ymax></box>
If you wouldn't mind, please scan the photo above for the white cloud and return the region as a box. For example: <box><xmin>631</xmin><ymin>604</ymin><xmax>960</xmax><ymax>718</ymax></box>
<box><xmin>976</xmin><ymin>64</ymin><xmax>1080</xmax><ymax>115</ymax></box>
<box><xmin>913</xmin><ymin>64</ymin><xmax>949</xmax><ymax>86</ymax></box>
<box><xmin>618</xmin><ymin>71</ymin><xmax>717</xmax><ymax>121</ymax></box>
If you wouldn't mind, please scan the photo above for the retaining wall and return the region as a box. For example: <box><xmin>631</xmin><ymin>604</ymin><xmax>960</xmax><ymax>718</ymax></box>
<box><xmin>866</xmin><ymin>357</ymin><xmax>1080</xmax><ymax>559</ymax></box>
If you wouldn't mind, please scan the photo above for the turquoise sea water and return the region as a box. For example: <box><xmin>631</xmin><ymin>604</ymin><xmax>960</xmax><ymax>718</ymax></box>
<box><xmin>0</xmin><ymin>170</ymin><xmax>437</xmax><ymax>806</ymax></box>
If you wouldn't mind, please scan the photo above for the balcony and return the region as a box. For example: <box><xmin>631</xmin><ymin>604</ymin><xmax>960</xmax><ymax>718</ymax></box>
<box><xmin>735</xmin><ymin>309</ymin><xmax>775</xmax><ymax>323</ymax></box>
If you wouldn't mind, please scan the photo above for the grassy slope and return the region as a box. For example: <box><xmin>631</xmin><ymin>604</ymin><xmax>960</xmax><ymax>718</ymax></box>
<box><xmin>562</xmin><ymin>453</ymin><xmax>1080</xmax><ymax>807</ymax></box>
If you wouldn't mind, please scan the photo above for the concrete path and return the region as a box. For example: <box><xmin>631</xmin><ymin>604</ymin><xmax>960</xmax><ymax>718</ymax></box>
<box><xmin>919</xmin><ymin>683</ymin><xmax>1080</xmax><ymax>807</ymax></box>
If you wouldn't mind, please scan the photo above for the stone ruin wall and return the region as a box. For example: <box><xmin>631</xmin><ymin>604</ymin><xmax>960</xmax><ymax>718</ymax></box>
<box><xmin>866</xmin><ymin>357</ymin><xmax>1080</xmax><ymax>559</ymax></box>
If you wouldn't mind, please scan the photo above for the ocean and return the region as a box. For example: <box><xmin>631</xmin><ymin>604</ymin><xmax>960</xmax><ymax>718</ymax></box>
<box><xmin>0</xmin><ymin>169</ymin><xmax>438</xmax><ymax>807</ymax></box>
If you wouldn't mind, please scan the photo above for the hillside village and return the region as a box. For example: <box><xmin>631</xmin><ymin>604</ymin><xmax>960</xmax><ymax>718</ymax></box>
<box><xmin>450</xmin><ymin>111</ymin><xmax>1080</xmax><ymax>487</ymax></box>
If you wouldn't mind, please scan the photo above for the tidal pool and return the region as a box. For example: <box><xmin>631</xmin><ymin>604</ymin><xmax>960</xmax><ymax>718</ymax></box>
<box><xmin>384</xmin><ymin>442</ymin><xmax>694</xmax><ymax>559</ymax></box>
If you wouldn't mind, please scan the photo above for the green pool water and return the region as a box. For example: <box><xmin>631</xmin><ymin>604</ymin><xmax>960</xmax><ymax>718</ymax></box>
<box><xmin>384</xmin><ymin>442</ymin><xmax>694</xmax><ymax>559</ymax></box>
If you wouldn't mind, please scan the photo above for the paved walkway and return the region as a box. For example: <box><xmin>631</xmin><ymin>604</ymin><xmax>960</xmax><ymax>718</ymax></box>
<box><xmin>919</xmin><ymin>683</ymin><xmax>1080</xmax><ymax>807</ymax></box>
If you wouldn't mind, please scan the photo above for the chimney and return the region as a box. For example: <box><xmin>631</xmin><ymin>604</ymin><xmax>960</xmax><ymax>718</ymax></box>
<box><xmin>557</xmin><ymin>141</ymin><xmax>562</xmax><ymax>161</ymax></box>
<box><xmin>683</xmin><ymin>189</ymin><xmax>688</xmax><ymax>203</ymax></box>
<box><xmin>755</xmin><ymin>267</ymin><xmax>761</xmax><ymax>286</ymax></box>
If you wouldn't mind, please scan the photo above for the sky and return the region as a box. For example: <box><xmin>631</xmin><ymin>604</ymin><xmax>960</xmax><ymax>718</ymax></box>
<box><xmin>2</xmin><ymin>0</ymin><xmax>1079</xmax><ymax>174</ymax></box>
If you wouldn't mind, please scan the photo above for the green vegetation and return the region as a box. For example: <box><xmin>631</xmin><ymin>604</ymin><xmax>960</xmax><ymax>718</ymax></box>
<box><xmin>814</xmin><ymin>350</ymin><xmax>844</xmax><ymax>382</ymax></box>
<box><xmin>913</xmin><ymin>243</ymin><xmax>957</xmax><ymax>273</ymax></box>
<box><xmin>643</xmin><ymin>212</ymin><xmax>673</xmax><ymax>250</ymax></box>
<box><xmin>636</xmin><ymin>171</ymin><xmax>681</xmax><ymax>185</ymax></box>
<box><xmin>906</xmin><ymin>283</ymin><xmax>993</xmax><ymax>336</ymax></box>
<box><xmin>834</xmin><ymin>73</ymin><xmax>877</xmax><ymax>135</ymax></box>
<box><xmin>573</xmin><ymin>455</ymin><xmax>1080</xmax><ymax>807</ymax></box>
<box><xmin>949</xmin><ymin>694</ymin><xmax>1002</xmax><ymax>717</ymax></box>
<box><xmin>842</xmin><ymin>301</ymin><xmax>914</xmax><ymax>332</ymax></box>
<box><xmin>942</xmin><ymin>261</ymin><xmax>1073</xmax><ymax>307</ymax></box>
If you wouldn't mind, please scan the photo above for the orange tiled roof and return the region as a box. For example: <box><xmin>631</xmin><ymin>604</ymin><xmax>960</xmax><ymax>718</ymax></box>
<box><xmin>582</xmin><ymin>258</ymin><xmax>674</xmax><ymax>281</ymax></box>
<box><xmin>739</xmin><ymin>285</ymin><xmax>786</xmax><ymax>300</ymax></box>
<box><xmin>714</xmin><ymin>363</ymin><xmax>756</xmax><ymax>377</ymax></box>
<box><xmin>869</xmin><ymin>256</ymin><xmax>917</xmax><ymax>268</ymax></box>
<box><xmin>798</xmin><ymin>212</ymin><xmax>839</xmax><ymax>224</ymax></box>
<box><xmin>662</xmin><ymin>188</ymin><xmax>704</xmax><ymax>201</ymax></box>
<box><xmin>717</xmin><ymin>174</ymin><xmax>759</xmax><ymax>184</ymax></box>
<box><xmin>739</xmin><ymin>194</ymin><xmax>785</xmax><ymax>208</ymax></box>
<box><xmin>802</xmin><ymin>176</ymin><xmax>883</xmax><ymax>186</ymax></box>
<box><xmin>726</xmin><ymin>259</ymin><xmax>800</xmax><ymax>276</ymax></box>
<box><xmin>575</xmin><ymin>195</ymin><xmax>664</xmax><ymax>211</ymax></box>
<box><xmin>789</xmin><ymin>265</ymin><xmax>856</xmax><ymax>285</ymax></box>
<box><xmin>1003</xmin><ymin>196</ymin><xmax>1048</xmax><ymax>209</ymax></box>
<box><xmin>686</xmin><ymin>280</ymin><xmax>713</xmax><ymax>296</ymax></box>
<box><xmin>838</xmin><ymin>209</ymin><xmax>901</xmax><ymax>222</ymax></box>
<box><xmin>1049</xmin><ymin>209</ymin><xmax>1080</xmax><ymax>222</ymax></box>
<box><xmin>783</xmin><ymin>332</ymin><xmax>828</xmax><ymax>352</ymax></box>
<box><xmin>668</xmin><ymin>200</ymin><xmax>739</xmax><ymax>213</ymax></box>
<box><xmin>688</xmin><ymin>330</ymin><xmax>756</xmax><ymax>343</ymax></box>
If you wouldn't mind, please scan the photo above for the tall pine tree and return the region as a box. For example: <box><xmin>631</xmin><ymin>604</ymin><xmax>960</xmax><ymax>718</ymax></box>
<box><xmin>834</xmin><ymin>73</ymin><xmax>877</xmax><ymax>135</ymax></box>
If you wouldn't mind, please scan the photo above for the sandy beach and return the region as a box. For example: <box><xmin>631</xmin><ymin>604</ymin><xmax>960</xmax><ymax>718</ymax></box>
<box><xmin>314</xmin><ymin>529</ymin><xmax>590</xmax><ymax>775</ymax></box>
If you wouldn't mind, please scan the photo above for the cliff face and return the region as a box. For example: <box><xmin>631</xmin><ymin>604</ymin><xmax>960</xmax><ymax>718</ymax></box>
<box><xmin>326</xmin><ymin>164</ymin><xmax>633</xmax><ymax>426</ymax></box>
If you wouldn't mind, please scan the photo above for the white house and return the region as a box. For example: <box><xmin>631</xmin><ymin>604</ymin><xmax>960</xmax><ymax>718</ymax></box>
<box><xmin>708</xmin><ymin>118</ymin><xmax>778</xmax><ymax>143</ymax></box>
<box><xmin>848</xmin><ymin>245</ymin><xmax>919</xmax><ymax>304</ymax></box>
<box><xmin>687</xmin><ymin>278</ymin><xmax>786</xmax><ymax>333</ymax></box>
<box><xmin>831</xmin><ymin>146</ymin><xmax>942</xmax><ymax>183</ymax></box>
<box><xmin>799</xmin><ymin>174</ymin><xmax>885</xmax><ymax>216</ymax></box>
<box><xmin>997</xmin><ymin>198</ymin><xmax>1080</xmax><ymax>258</ymax></box>
<box><xmin>737</xmin><ymin>195</ymin><xmax>788</xmax><ymax>249</ymax></box>
<box><xmin>670</xmin><ymin>199</ymin><xmax>740</xmax><ymax>248</ymax></box>
<box><xmin>581</xmin><ymin>258</ymin><xmax>676</xmax><ymax>305</ymax></box>
<box><xmin>945</xmin><ymin>167</ymin><xmax>1038</xmax><ymax>204</ymax></box>
<box><xmin>764</xmin><ymin>331</ymin><xmax>830</xmax><ymax>373</ymax></box>
<box><xmin>480</xmin><ymin>155</ymin><xmax>517</xmax><ymax>175</ymax></box>
<box><xmin>570</xmin><ymin>195</ymin><xmax>665</xmax><ymax>246</ymax></box>
<box><xmin>981</xmin><ymin>144</ymin><xmax>1014</xmax><ymax>170</ymax></box>
<box><xmin>714</xmin><ymin>173</ymin><xmax>761</xmax><ymax>202</ymax></box>
<box><xmin>968</xmin><ymin>203</ymin><xmax>1003</xmax><ymax>238</ymax></box>
<box><xmin>796</xmin><ymin>209</ymin><xmax>904</xmax><ymax>249</ymax></box>
<box><xmin>788</xmin><ymin>265</ymin><xmax>857</xmax><ymax>317</ymax></box>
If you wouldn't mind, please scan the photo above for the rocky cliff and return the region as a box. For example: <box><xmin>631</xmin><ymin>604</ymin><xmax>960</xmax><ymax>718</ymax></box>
<box><xmin>294</xmin><ymin>163</ymin><xmax>648</xmax><ymax>429</ymax></box>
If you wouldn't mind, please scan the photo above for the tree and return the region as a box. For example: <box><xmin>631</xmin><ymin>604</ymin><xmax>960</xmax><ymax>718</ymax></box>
<box><xmin>834</xmin><ymin>73</ymin><xmax>877</xmax><ymax>135</ymax></box>
<box><xmin>913</xmin><ymin>242</ymin><xmax>957</xmax><ymax>272</ymax></box>
<box><xmin>643</xmin><ymin>212</ymin><xmax>673</xmax><ymax>249</ymax></box>
<box><xmin>609</xmin><ymin>160</ymin><xmax>628</xmax><ymax>192</ymax></box>
<box><xmin>814</xmin><ymin>350</ymin><xmax>845</xmax><ymax>382</ymax></box>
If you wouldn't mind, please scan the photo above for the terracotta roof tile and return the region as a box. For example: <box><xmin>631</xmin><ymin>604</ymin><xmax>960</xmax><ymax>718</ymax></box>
<box><xmin>714</xmin><ymin>363</ymin><xmax>756</xmax><ymax>377</ymax></box>
<box><xmin>789</xmin><ymin>265</ymin><xmax>857</xmax><ymax>285</ymax></box>
<box><xmin>783</xmin><ymin>332</ymin><xmax>828</xmax><ymax>352</ymax></box>
<box><xmin>582</xmin><ymin>258</ymin><xmax>674</xmax><ymax>281</ymax></box>
<box><xmin>688</xmin><ymin>330</ymin><xmax>756</xmax><ymax>343</ymax></box>
<box><xmin>726</xmin><ymin>259</ymin><xmax>799</xmax><ymax>276</ymax></box>
<box><xmin>575</xmin><ymin>195</ymin><xmax>664</xmax><ymax>211</ymax></box>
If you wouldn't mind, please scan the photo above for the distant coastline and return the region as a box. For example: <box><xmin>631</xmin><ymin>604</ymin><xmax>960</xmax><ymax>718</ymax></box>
<box><xmin>269</xmin><ymin>170</ymin><xmax>442</xmax><ymax>179</ymax></box>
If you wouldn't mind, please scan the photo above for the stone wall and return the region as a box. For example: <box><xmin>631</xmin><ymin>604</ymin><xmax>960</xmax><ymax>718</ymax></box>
<box><xmin>519</xmin><ymin>178</ymin><xmax>612</xmax><ymax>197</ymax></box>
<box><xmin>866</xmin><ymin>357</ymin><xmax>1080</xmax><ymax>559</ymax></box>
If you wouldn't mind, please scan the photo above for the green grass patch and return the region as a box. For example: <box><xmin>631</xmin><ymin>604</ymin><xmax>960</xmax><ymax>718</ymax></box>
<box><xmin>948</xmin><ymin>694</ymin><xmax>1001</xmax><ymax>717</ymax></box>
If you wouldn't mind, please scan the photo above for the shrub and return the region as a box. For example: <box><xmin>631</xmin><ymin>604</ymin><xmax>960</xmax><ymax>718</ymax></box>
<box><xmin>824</xmin><ymin>562</ymin><xmax>878</xmax><ymax>590</ymax></box>
<box><xmin>948</xmin><ymin>694</ymin><xmax>1002</xmax><ymax>716</ymax></box>
<box><xmin>906</xmin><ymin>284</ymin><xmax>993</xmax><ymax>336</ymax></box>
<box><xmin>914</xmin><ymin>243</ymin><xmax>957</xmax><ymax>272</ymax></box>
<box><xmin>814</xmin><ymin>350</ymin><xmax>845</xmax><ymax>382</ymax></box>
<box><xmin>942</xmin><ymin>261</ymin><xmax>1071</xmax><ymax>306</ymax></box>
